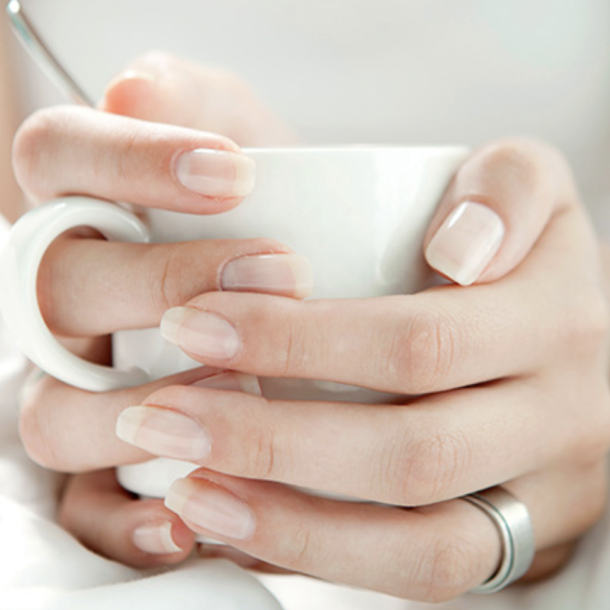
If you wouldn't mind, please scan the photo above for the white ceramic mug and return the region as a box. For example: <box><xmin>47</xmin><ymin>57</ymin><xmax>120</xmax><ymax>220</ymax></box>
<box><xmin>0</xmin><ymin>146</ymin><xmax>468</xmax><ymax>500</ymax></box>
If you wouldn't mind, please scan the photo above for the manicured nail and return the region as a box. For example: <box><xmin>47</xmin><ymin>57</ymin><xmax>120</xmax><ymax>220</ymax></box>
<box><xmin>132</xmin><ymin>520</ymin><xmax>182</xmax><ymax>555</ymax></box>
<box><xmin>175</xmin><ymin>149</ymin><xmax>256</xmax><ymax>198</ymax></box>
<box><xmin>116</xmin><ymin>406</ymin><xmax>211</xmax><ymax>461</ymax></box>
<box><xmin>425</xmin><ymin>201</ymin><xmax>505</xmax><ymax>286</ymax></box>
<box><xmin>165</xmin><ymin>478</ymin><xmax>255</xmax><ymax>540</ymax></box>
<box><xmin>221</xmin><ymin>254</ymin><xmax>313</xmax><ymax>298</ymax></box>
<box><xmin>191</xmin><ymin>372</ymin><xmax>262</xmax><ymax>396</ymax></box>
<box><xmin>160</xmin><ymin>308</ymin><xmax>240</xmax><ymax>360</ymax></box>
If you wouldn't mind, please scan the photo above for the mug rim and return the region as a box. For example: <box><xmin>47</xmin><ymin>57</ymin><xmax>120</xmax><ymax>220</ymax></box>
<box><xmin>242</xmin><ymin>144</ymin><xmax>468</xmax><ymax>154</ymax></box>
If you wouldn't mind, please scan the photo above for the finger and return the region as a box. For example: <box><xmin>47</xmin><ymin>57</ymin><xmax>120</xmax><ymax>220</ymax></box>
<box><xmin>19</xmin><ymin>367</ymin><xmax>262</xmax><ymax>473</ymax></box>
<box><xmin>101</xmin><ymin>52</ymin><xmax>299</xmax><ymax>146</ymax></box>
<box><xmin>38</xmin><ymin>236</ymin><xmax>312</xmax><ymax>337</ymax></box>
<box><xmin>12</xmin><ymin>106</ymin><xmax>255</xmax><ymax>213</ymax></box>
<box><xmin>162</xmin><ymin>461</ymin><xmax>606</xmax><ymax>601</ymax></box>
<box><xmin>423</xmin><ymin>138</ymin><xmax>581</xmax><ymax>285</ymax></box>
<box><xmin>116</xmin><ymin>368</ymin><xmax>610</xmax><ymax>505</ymax></box>
<box><xmin>59</xmin><ymin>469</ymin><xmax>195</xmax><ymax>568</ymax></box>
<box><xmin>158</xmin><ymin>205</ymin><xmax>604</xmax><ymax>394</ymax></box>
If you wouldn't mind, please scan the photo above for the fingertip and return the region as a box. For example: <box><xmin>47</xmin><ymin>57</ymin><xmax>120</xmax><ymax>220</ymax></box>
<box><xmin>101</xmin><ymin>70</ymin><xmax>160</xmax><ymax>117</ymax></box>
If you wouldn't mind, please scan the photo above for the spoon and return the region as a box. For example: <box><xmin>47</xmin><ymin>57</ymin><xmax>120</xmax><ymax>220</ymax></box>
<box><xmin>6</xmin><ymin>0</ymin><xmax>93</xmax><ymax>106</ymax></box>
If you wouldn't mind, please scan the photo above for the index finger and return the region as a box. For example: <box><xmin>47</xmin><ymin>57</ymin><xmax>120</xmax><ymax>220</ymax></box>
<box><xmin>12</xmin><ymin>106</ymin><xmax>255</xmax><ymax>214</ymax></box>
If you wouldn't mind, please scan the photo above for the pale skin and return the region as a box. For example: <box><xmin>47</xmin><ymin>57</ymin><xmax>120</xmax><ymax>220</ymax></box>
<box><xmin>6</xmin><ymin>51</ymin><xmax>610</xmax><ymax>602</ymax></box>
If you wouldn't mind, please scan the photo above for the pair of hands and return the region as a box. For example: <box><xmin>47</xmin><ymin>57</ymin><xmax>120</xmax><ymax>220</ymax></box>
<box><xmin>13</xmin><ymin>53</ymin><xmax>610</xmax><ymax>602</ymax></box>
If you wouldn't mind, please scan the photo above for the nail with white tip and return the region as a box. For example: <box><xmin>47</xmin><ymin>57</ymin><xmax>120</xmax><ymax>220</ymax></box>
<box><xmin>425</xmin><ymin>201</ymin><xmax>505</xmax><ymax>286</ymax></box>
<box><xmin>132</xmin><ymin>520</ymin><xmax>183</xmax><ymax>555</ymax></box>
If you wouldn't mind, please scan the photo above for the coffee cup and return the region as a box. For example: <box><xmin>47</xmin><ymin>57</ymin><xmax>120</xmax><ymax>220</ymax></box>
<box><xmin>0</xmin><ymin>145</ymin><xmax>468</xmax><ymax>501</ymax></box>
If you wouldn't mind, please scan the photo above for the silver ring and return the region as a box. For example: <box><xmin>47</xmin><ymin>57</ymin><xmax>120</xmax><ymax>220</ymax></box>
<box><xmin>462</xmin><ymin>486</ymin><xmax>535</xmax><ymax>594</ymax></box>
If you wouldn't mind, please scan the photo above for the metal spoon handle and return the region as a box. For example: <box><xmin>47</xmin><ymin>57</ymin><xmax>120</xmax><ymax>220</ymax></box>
<box><xmin>6</xmin><ymin>0</ymin><xmax>93</xmax><ymax>106</ymax></box>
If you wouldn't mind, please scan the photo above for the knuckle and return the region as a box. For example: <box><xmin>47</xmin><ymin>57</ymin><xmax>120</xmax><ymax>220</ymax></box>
<box><xmin>389</xmin><ymin>308</ymin><xmax>460</xmax><ymax>393</ymax></box>
<box><xmin>150</xmin><ymin>238</ymin><xmax>290</xmax><ymax>315</ymax></box>
<box><xmin>478</xmin><ymin>137</ymin><xmax>558</xmax><ymax>177</ymax></box>
<box><xmin>19</xmin><ymin>399</ymin><xmax>61</xmax><ymax>470</ymax></box>
<box><xmin>274</xmin><ymin>309</ymin><xmax>309</xmax><ymax>378</ymax></box>
<box><xmin>416</xmin><ymin>535</ymin><xmax>478</xmax><ymax>602</ymax></box>
<box><xmin>112</xmin><ymin>128</ymin><xmax>140</xmax><ymax>186</ymax></box>
<box><xmin>572</xmin><ymin>383</ymin><xmax>610</xmax><ymax>466</ymax></box>
<box><xmin>564</xmin><ymin>287</ymin><xmax>610</xmax><ymax>356</ymax></box>
<box><xmin>399</xmin><ymin>424</ymin><xmax>470</xmax><ymax>505</ymax></box>
<box><xmin>245</xmin><ymin>419</ymin><xmax>278</xmax><ymax>480</ymax></box>
<box><xmin>469</xmin><ymin>138</ymin><xmax>565</xmax><ymax>200</ymax></box>
<box><xmin>272</xmin><ymin>523</ymin><xmax>316</xmax><ymax>571</ymax></box>
<box><xmin>149</xmin><ymin>243</ymin><xmax>193</xmax><ymax>313</ymax></box>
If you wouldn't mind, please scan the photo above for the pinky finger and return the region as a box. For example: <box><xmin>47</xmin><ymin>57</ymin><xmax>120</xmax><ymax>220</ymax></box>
<box><xmin>59</xmin><ymin>469</ymin><xmax>196</xmax><ymax>568</ymax></box>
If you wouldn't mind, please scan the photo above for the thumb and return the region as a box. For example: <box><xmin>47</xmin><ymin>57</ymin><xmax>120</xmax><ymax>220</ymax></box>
<box><xmin>424</xmin><ymin>138</ymin><xmax>579</xmax><ymax>286</ymax></box>
<box><xmin>100</xmin><ymin>51</ymin><xmax>298</xmax><ymax>146</ymax></box>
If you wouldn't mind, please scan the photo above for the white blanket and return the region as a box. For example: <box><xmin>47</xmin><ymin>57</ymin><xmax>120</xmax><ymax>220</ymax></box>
<box><xmin>1</xmin><ymin>215</ymin><xmax>609</xmax><ymax>609</ymax></box>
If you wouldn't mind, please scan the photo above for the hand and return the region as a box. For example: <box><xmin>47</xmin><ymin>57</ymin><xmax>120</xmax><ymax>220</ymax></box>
<box><xmin>14</xmin><ymin>53</ymin><xmax>307</xmax><ymax>568</ymax></box>
<box><xmin>15</xmin><ymin>55</ymin><xmax>610</xmax><ymax>599</ymax></box>
<box><xmin>113</xmin><ymin>140</ymin><xmax>609</xmax><ymax>600</ymax></box>
<box><xmin>100</xmin><ymin>51</ymin><xmax>299</xmax><ymax>147</ymax></box>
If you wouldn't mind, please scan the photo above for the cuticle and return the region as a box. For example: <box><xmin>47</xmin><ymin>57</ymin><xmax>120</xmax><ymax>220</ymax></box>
<box><xmin>217</xmin><ymin>250</ymin><xmax>287</xmax><ymax>290</ymax></box>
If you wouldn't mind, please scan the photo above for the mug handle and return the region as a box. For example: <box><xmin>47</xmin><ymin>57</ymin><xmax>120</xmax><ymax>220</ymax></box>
<box><xmin>0</xmin><ymin>196</ymin><xmax>152</xmax><ymax>392</ymax></box>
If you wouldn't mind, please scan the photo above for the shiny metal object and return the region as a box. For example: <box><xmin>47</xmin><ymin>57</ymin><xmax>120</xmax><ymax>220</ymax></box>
<box><xmin>463</xmin><ymin>486</ymin><xmax>535</xmax><ymax>594</ymax></box>
<box><xmin>6</xmin><ymin>0</ymin><xmax>93</xmax><ymax>106</ymax></box>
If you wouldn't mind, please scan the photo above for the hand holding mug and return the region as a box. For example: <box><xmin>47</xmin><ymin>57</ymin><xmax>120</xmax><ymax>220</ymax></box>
<box><xmin>4</xmin><ymin>55</ymin><xmax>610</xmax><ymax>601</ymax></box>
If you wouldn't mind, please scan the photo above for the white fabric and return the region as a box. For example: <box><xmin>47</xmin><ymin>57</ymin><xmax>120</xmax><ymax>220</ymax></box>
<box><xmin>16</xmin><ymin>0</ymin><xmax>610</xmax><ymax>226</ymax></box>
<box><xmin>2</xmin><ymin>0</ymin><xmax>610</xmax><ymax>608</ymax></box>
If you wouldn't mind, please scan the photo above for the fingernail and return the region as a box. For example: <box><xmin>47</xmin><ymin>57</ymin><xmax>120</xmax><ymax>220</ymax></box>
<box><xmin>425</xmin><ymin>201</ymin><xmax>505</xmax><ymax>286</ymax></box>
<box><xmin>175</xmin><ymin>149</ymin><xmax>256</xmax><ymax>198</ymax></box>
<box><xmin>160</xmin><ymin>308</ymin><xmax>240</xmax><ymax>360</ymax></box>
<box><xmin>102</xmin><ymin>69</ymin><xmax>157</xmax><ymax>102</ymax></box>
<box><xmin>165</xmin><ymin>478</ymin><xmax>255</xmax><ymax>541</ymax></box>
<box><xmin>221</xmin><ymin>254</ymin><xmax>313</xmax><ymax>298</ymax></box>
<box><xmin>116</xmin><ymin>405</ymin><xmax>211</xmax><ymax>461</ymax></box>
<box><xmin>191</xmin><ymin>372</ymin><xmax>262</xmax><ymax>396</ymax></box>
<box><xmin>132</xmin><ymin>520</ymin><xmax>183</xmax><ymax>555</ymax></box>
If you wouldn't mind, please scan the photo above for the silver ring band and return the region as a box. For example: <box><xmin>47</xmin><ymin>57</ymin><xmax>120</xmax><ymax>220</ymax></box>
<box><xmin>462</xmin><ymin>487</ymin><xmax>535</xmax><ymax>594</ymax></box>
